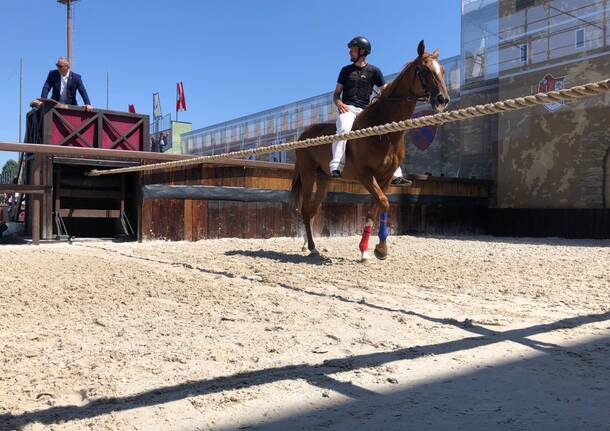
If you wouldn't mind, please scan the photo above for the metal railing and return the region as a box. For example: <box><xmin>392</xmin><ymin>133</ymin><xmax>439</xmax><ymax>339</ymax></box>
<box><xmin>150</xmin><ymin>113</ymin><xmax>171</xmax><ymax>134</ymax></box>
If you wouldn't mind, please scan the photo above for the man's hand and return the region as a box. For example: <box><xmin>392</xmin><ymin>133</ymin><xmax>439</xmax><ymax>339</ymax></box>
<box><xmin>335</xmin><ymin>100</ymin><xmax>350</xmax><ymax>114</ymax></box>
<box><xmin>85</xmin><ymin>104</ymin><xmax>93</xmax><ymax>112</ymax></box>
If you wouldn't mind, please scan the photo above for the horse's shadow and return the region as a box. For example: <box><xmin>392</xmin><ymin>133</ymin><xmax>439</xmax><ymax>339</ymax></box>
<box><xmin>225</xmin><ymin>249</ymin><xmax>340</xmax><ymax>265</ymax></box>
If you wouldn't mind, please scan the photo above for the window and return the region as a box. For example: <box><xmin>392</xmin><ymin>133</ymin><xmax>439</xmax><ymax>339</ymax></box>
<box><xmin>519</xmin><ymin>44</ymin><xmax>528</xmax><ymax>64</ymax></box>
<box><xmin>576</xmin><ymin>29</ymin><xmax>585</xmax><ymax>49</ymax></box>
<box><xmin>289</xmin><ymin>112</ymin><xmax>297</xmax><ymax>129</ymax></box>
<box><xmin>516</xmin><ymin>0</ymin><xmax>534</xmax><ymax>11</ymax></box>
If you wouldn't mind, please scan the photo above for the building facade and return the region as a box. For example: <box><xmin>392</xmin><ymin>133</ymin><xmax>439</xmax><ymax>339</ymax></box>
<box><xmin>180</xmin><ymin>56</ymin><xmax>461</xmax><ymax>172</ymax></box>
<box><xmin>463</xmin><ymin>0</ymin><xmax>610</xmax><ymax>210</ymax></box>
<box><xmin>181</xmin><ymin>0</ymin><xmax>610</xmax><ymax>216</ymax></box>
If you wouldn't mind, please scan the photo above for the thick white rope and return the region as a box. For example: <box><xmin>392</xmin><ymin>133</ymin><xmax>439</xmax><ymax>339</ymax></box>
<box><xmin>88</xmin><ymin>78</ymin><xmax>610</xmax><ymax>176</ymax></box>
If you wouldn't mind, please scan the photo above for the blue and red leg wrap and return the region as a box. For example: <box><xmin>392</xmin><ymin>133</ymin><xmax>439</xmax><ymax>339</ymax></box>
<box><xmin>378</xmin><ymin>212</ymin><xmax>388</xmax><ymax>242</ymax></box>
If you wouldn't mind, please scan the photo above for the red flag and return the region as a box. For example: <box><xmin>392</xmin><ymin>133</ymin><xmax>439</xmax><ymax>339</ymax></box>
<box><xmin>176</xmin><ymin>82</ymin><xmax>187</xmax><ymax>112</ymax></box>
<box><xmin>128</xmin><ymin>104</ymin><xmax>136</xmax><ymax>113</ymax></box>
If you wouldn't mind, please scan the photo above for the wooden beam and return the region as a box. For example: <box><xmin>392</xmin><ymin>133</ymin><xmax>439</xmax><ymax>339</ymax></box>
<box><xmin>0</xmin><ymin>142</ymin><xmax>494</xmax><ymax>182</ymax></box>
<box><xmin>0</xmin><ymin>141</ymin><xmax>296</xmax><ymax>170</ymax></box>
<box><xmin>184</xmin><ymin>199</ymin><xmax>193</xmax><ymax>241</ymax></box>
<box><xmin>137</xmin><ymin>172</ymin><xmax>143</xmax><ymax>242</ymax></box>
<box><xmin>0</xmin><ymin>141</ymin><xmax>191</xmax><ymax>161</ymax></box>
<box><xmin>43</xmin><ymin>156</ymin><xmax>53</xmax><ymax>239</ymax></box>
<box><xmin>0</xmin><ymin>185</ymin><xmax>49</xmax><ymax>194</ymax></box>
<box><xmin>59</xmin><ymin>188</ymin><xmax>122</xmax><ymax>199</ymax></box>
<box><xmin>120</xmin><ymin>176</ymin><xmax>126</xmax><ymax>213</ymax></box>
<box><xmin>51</xmin><ymin>157</ymin><xmax>141</xmax><ymax>168</ymax></box>
<box><xmin>59</xmin><ymin>209</ymin><xmax>121</xmax><ymax>218</ymax></box>
<box><xmin>32</xmin><ymin>155</ymin><xmax>42</xmax><ymax>245</ymax></box>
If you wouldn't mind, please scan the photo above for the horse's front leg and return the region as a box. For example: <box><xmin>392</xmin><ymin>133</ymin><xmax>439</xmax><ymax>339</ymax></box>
<box><xmin>373</xmin><ymin>178</ymin><xmax>393</xmax><ymax>260</ymax></box>
<box><xmin>359</xmin><ymin>214</ymin><xmax>375</xmax><ymax>261</ymax></box>
<box><xmin>359</xmin><ymin>176</ymin><xmax>390</xmax><ymax>261</ymax></box>
<box><xmin>373</xmin><ymin>211</ymin><xmax>389</xmax><ymax>260</ymax></box>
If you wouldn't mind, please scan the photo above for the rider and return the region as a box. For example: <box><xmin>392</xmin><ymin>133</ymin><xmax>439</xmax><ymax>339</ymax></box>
<box><xmin>331</xmin><ymin>36</ymin><xmax>410</xmax><ymax>185</ymax></box>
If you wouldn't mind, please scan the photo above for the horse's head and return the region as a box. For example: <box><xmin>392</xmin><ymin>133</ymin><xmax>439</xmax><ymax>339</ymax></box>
<box><xmin>383</xmin><ymin>40</ymin><xmax>450</xmax><ymax>113</ymax></box>
<box><xmin>413</xmin><ymin>40</ymin><xmax>450</xmax><ymax>112</ymax></box>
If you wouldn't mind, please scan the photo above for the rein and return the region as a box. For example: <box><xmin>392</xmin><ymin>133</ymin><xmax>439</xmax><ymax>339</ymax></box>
<box><xmin>377</xmin><ymin>65</ymin><xmax>433</xmax><ymax>104</ymax></box>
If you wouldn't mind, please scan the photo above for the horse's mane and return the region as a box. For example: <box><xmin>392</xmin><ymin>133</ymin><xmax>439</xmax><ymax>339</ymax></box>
<box><xmin>354</xmin><ymin>59</ymin><xmax>417</xmax><ymax>124</ymax></box>
<box><xmin>378</xmin><ymin>61</ymin><xmax>415</xmax><ymax>99</ymax></box>
<box><xmin>361</xmin><ymin>59</ymin><xmax>416</xmax><ymax>115</ymax></box>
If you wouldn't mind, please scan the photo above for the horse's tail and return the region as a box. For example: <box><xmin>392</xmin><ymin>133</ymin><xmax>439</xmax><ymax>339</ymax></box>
<box><xmin>288</xmin><ymin>170</ymin><xmax>302</xmax><ymax>212</ymax></box>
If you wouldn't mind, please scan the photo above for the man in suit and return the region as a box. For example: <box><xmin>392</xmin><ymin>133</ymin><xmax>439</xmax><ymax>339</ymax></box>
<box><xmin>40</xmin><ymin>57</ymin><xmax>93</xmax><ymax>111</ymax></box>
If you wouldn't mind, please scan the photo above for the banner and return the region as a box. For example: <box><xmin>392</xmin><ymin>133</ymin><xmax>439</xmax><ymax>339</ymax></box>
<box><xmin>176</xmin><ymin>82</ymin><xmax>187</xmax><ymax>112</ymax></box>
<box><xmin>153</xmin><ymin>93</ymin><xmax>162</xmax><ymax>119</ymax></box>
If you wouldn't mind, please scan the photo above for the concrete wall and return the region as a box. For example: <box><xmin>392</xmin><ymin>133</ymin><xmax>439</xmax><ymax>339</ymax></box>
<box><xmin>169</xmin><ymin>121</ymin><xmax>192</xmax><ymax>155</ymax></box>
<box><xmin>402</xmin><ymin>104</ymin><xmax>463</xmax><ymax>178</ymax></box>
<box><xmin>497</xmin><ymin>57</ymin><xmax>610</xmax><ymax>208</ymax></box>
<box><xmin>458</xmin><ymin>83</ymin><xmax>499</xmax><ymax>183</ymax></box>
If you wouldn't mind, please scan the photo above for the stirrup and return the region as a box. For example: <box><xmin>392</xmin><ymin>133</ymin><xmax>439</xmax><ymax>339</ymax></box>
<box><xmin>391</xmin><ymin>176</ymin><xmax>413</xmax><ymax>186</ymax></box>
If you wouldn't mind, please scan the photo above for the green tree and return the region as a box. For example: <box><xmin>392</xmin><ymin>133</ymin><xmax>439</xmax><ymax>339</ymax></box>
<box><xmin>1</xmin><ymin>159</ymin><xmax>19</xmax><ymax>181</ymax></box>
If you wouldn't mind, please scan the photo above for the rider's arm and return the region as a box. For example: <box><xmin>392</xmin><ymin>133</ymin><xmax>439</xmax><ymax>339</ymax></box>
<box><xmin>333</xmin><ymin>83</ymin><xmax>343</xmax><ymax>104</ymax></box>
<box><xmin>333</xmin><ymin>84</ymin><xmax>349</xmax><ymax>113</ymax></box>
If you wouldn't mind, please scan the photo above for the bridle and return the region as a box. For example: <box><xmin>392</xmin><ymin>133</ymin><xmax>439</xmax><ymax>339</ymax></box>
<box><xmin>378</xmin><ymin>62</ymin><xmax>437</xmax><ymax>103</ymax></box>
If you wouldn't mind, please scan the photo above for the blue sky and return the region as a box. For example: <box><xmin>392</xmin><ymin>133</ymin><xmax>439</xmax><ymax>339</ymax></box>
<box><xmin>0</xmin><ymin>0</ymin><xmax>461</xmax><ymax>167</ymax></box>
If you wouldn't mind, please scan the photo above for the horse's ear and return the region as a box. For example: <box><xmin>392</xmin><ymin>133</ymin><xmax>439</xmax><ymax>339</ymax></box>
<box><xmin>417</xmin><ymin>40</ymin><xmax>425</xmax><ymax>57</ymax></box>
<box><xmin>433</xmin><ymin>48</ymin><xmax>440</xmax><ymax>58</ymax></box>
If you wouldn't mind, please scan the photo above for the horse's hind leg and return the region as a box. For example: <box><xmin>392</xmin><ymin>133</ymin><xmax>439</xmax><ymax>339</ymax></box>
<box><xmin>302</xmin><ymin>173</ymin><xmax>330</xmax><ymax>251</ymax></box>
<box><xmin>300</xmin><ymin>170</ymin><xmax>318</xmax><ymax>255</ymax></box>
<box><xmin>311</xmin><ymin>173</ymin><xmax>330</xmax><ymax>219</ymax></box>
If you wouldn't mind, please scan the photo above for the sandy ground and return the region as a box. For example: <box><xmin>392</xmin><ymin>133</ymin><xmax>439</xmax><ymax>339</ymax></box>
<box><xmin>1</xmin><ymin>235</ymin><xmax>609</xmax><ymax>431</ymax></box>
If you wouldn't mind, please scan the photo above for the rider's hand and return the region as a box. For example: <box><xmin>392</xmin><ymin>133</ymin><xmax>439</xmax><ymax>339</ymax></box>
<box><xmin>336</xmin><ymin>100</ymin><xmax>349</xmax><ymax>114</ymax></box>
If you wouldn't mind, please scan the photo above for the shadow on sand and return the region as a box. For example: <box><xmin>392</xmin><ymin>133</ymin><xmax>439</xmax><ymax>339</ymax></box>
<box><xmin>2</xmin><ymin>311</ymin><xmax>608</xmax><ymax>430</ymax></box>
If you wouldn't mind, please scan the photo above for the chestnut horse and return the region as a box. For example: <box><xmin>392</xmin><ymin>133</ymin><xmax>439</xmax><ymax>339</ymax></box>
<box><xmin>289</xmin><ymin>40</ymin><xmax>450</xmax><ymax>261</ymax></box>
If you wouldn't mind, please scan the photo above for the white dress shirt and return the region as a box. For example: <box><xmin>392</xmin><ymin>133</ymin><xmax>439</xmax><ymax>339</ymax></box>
<box><xmin>59</xmin><ymin>71</ymin><xmax>70</xmax><ymax>104</ymax></box>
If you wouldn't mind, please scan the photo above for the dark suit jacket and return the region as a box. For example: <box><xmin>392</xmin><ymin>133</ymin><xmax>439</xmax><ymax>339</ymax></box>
<box><xmin>40</xmin><ymin>70</ymin><xmax>91</xmax><ymax>106</ymax></box>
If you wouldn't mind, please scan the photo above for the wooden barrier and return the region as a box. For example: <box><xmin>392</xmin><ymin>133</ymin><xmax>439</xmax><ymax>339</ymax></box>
<box><xmin>1</xmin><ymin>142</ymin><xmax>491</xmax><ymax>242</ymax></box>
<box><xmin>140</xmin><ymin>164</ymin><xmax>490</xmax><ymax>241</ymax></box>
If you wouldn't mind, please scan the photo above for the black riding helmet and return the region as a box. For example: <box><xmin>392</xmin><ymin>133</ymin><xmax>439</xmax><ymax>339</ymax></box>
<box><xmin>348</xmin><ymin>36</ymin><xmax>372</xmax><ymax>56</ymax></box>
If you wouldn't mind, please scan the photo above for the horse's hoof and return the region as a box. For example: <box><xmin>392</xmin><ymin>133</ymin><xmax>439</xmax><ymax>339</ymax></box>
<box><xmin>360</xmin><ymin>251</ymin><xmax>370</xmax><ymax>262</ymax></box>
<box><xmin>374</xmin><ymin>245</ymin><xmax>387</xmax><ymax>260</ymax></box>
<box><xmin>374</xmin><ymin>249</ymin><xmax>387</xmax><ymax>260</ymax></box>
<box><xmin>309</xmin><ymin>248</ymin><xmax>320</xmax><ymax>256</ymax></box>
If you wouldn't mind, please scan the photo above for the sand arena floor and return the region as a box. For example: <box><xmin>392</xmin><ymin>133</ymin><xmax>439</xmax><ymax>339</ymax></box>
<box><xmin>1</xmin><ymin>235</ymin><xmax>609</xmax><ymax>430</ymax></box>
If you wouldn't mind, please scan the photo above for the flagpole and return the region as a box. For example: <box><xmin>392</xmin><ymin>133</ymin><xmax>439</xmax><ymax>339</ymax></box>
<box><xmin>153</xmin><ymin>93</ymin><xmax>159</xmax><ymax>139</ymax></box>
<box><xmin>18</xmin><ymin>57</ymin><xmax>23</xmax><ymax>143</ymax></box>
